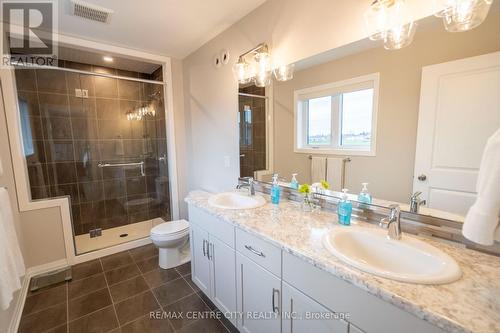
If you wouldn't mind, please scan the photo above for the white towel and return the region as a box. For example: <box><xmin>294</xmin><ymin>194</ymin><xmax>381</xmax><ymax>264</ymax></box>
<box><xmin>0</xmin><ymin>188</ymin><xmax>25</xmax><ymax>310</ymax></box>
<box><xmin>326</xmin><ymin>157</ymin><xmax>344</xmax><ymax>192</ymax></box>
<box><xmin>311</xmin><ymin>156</ymin><xmax>326</xmax><ymax>183</ymax></box>
<box><xmin>462</xmin><ymin>128</ymin><xmax>500</xmax><ymax>246</ymax></box>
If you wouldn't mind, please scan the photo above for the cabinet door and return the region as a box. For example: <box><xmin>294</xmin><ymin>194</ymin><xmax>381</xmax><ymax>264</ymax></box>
<box><xmin>190</xmin><ymin>224</ymin><xmax>211</xmax><ymax>295</ymax></box>
<box><xmin>282</xmin><ymin>282</ymin><xmax>348</xmax><ymax>333</ymax></box>
<box><xmin>210</xmin><ymin>235</ymin><xmax>237</xmax><ymax>326</ymax></box>
<box><xmin>236</xmin><ymin>253</ymin><xmax>281</xmax><ymax>333</ymax></box>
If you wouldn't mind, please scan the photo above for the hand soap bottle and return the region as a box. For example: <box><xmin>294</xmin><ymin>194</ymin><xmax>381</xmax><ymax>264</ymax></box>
<box><xmin>271</xmin><ymin>174</ymin><xmax>281</xmax><ymax>205</ymax></box>
<box><xmin>337</xmin><ymin>189</ymin><xmax>352</xmax><ymax>225</ymax></box>
<box><xmin>290</xmin><ymin>173</ymin><xmax>299</xmax><ymax>190</ymax></box>
<box><xmin>358</xmin><ymin>183</ymin><xmax>372</xmax><ymax>209</ymax></box>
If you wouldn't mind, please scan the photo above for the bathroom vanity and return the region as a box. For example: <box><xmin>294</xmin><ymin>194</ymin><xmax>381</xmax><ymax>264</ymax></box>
<box><xmin>186</xmin><ymin>191</ymin><xmax>499</xmax><ymax>333</ymax></box>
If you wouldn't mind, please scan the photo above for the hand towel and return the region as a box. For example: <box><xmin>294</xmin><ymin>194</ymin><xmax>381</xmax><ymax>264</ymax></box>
<box><xmin>0</xmin><ymin>188</ymin><xmax>25</xmax><ymax>310</ymax></box>
<box><xmin>311</xmin><ymin>156</ymin><xmax>326</xmax><ymax>183</ymax></box>
<box><xmin>462</xmin><ymin>128</ymin><xmax>500</xmax><ymax>245</ymax></box>
<box><xmin>326</xmin><ymin>157</ymin><xmax>344</xmax><ymax>192</ymax></box>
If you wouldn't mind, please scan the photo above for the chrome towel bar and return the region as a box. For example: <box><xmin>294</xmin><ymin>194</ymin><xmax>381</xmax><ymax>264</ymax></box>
<box><xmin>97</xmin><ymin>161</ymin><xmax>145</xmax><ymax>176</ymax></box>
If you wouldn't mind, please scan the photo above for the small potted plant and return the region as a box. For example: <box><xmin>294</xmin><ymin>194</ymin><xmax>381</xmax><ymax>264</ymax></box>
<box><xmin>299</xmin><ymin>183</ymin><xmax>314</xmax><ymax>212</ymax></box>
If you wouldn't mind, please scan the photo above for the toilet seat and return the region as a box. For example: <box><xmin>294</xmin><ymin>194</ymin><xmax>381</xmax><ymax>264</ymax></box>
<box><xmin>151</xmin><ymin>220</ymin><xmax>189</xmax><ymax>239</ymax></box>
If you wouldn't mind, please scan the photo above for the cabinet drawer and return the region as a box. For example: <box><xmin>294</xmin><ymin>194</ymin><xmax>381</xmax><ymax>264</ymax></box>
<box><xmin>188</xmin><ymin>205</ymin><xmax>235</xmax><ymax>248</ymax></box>
<box><xmin>236</xmin><ymin>228</ymin><xmax>281</xmax><ymax>277</ymax></box>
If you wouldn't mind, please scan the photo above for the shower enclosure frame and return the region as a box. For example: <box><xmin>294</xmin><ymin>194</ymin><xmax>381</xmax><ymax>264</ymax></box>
<box><xmin>0</xmin><ymin>32</ymin><xmax>180</xmax><ymax>267</ymax></box>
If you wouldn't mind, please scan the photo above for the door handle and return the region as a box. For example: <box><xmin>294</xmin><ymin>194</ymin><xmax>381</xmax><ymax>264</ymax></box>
<box><xmin>272</xmin><ymin>288</ymin><xmax>280</xmax><ymax>313</ymax></box>
<box><xmin>203</xmin><ymin>239</ymin><xmax>208</xmax><ymax>257</ymax></box>
<box><xmin>244</xmin><ymin>245</ymin><xmax>265</xmax><ymax>257</ymax></box>
<box><xmin>417</xmin><ymin>174</ymin><xmax>427</xmax><ymax>181</ymax></box>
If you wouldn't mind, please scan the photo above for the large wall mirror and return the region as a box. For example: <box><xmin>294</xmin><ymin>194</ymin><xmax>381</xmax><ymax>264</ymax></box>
<box><xmin>238</xmin><ymin>6</ymin><xmax>500</xmax><ymax>223</ymax></box>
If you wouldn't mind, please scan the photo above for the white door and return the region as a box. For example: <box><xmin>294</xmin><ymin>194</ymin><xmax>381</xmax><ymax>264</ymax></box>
<box><xmin>414</xmin><ymin>51</ymin><xmax>500</xmax><ymax>215</ymax></box>
<box><xmin>282</xmin><ymin>282</ymin><xmax>348</xmax><ymax>333</ymax></box>
<box><xmin>210</xmin><ymin>235</ymin><xmax>237</xmax><ymax>326</ymax></box>
<box><xmin>236</xmin><ymin>253</ymin><xmax>281</xmax><ymax>333</ymax></box>
<box><xmin>190</xmin><ymin>224</ymin><xmax>211</xmax><ymax>295</ymax></box>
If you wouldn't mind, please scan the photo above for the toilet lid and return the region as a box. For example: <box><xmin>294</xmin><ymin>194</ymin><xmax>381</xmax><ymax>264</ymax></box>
<box><xmin>151</xmin><ymin>220</ymin><xmax>189</xmax><ymax>235</ymax></box>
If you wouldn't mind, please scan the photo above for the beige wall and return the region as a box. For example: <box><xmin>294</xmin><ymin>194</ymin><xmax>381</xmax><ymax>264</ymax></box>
<box><xmin>272</xmin><ymin>12</ymin><xmax>500</xmax><ymax>202</ymax></box>
<box><xmin>181</xmin><ymin>0</ymin><xmax>440</xmax><ymax>195</ymax></box>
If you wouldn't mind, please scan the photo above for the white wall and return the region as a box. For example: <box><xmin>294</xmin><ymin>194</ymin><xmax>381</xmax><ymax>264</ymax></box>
<box><xmin>181</xmin><ymin>0</ymin><xmax>437</xmax><ymax>194</ymax></box>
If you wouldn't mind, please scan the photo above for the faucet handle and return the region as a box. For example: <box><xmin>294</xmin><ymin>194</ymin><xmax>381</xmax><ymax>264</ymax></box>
<box><xmin>379</xmin><ymin>217</ymin><xmax>390</xmax><ymax>229</ymax></box>
<box><xmin>411</xmin><ymin>191</ymin><xmax>422</xmax><ymax>200</ymax></box>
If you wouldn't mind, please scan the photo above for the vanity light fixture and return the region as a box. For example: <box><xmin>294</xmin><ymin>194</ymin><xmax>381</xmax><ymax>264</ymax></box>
<box><xmin>103</xmin><ymin>56</ymin><xmax>114</xmax><ymax>62</ymax></box>
<box><xmin>364</xmin><ymin>0</ymin><xmax>417</xmax><ymax>50</ymax></box>
<box><xmin>434</xmin><ymin>0</ymin><xmax>493</xmax><ymax>32</ymax></box>
<box><xmin>232</xmin><ymin>43</ymin><xmax>294</xmax><ymax>86</ymax></box>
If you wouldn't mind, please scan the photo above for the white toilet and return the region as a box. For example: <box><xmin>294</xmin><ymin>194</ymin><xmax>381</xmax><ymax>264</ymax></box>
<box><xmin>150</xmin><ymin>219</ymin><xmax>191</xmax><ymax>269</ymax></box>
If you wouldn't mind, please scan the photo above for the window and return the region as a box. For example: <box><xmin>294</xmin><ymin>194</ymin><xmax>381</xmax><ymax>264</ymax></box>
<box><xmin>295</xmin><ymin>73</ymin><xmax>379</xmax><ymax>156</ymax></box>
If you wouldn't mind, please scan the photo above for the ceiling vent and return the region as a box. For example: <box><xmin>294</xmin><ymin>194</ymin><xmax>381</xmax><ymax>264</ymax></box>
<box><xmin>71</xmin><ymin>0</ymin><xmax>114</xmax><ymax>24</ymax></box>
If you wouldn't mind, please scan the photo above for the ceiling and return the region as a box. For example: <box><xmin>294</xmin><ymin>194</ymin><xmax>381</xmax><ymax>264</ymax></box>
<box><xmin>57</xmin><ymin>0</ymin><xmax>267</xmax><ymax>59</ymax></box>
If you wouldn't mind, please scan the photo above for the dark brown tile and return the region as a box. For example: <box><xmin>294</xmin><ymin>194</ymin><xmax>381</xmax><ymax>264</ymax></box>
<box><xmin>177</xmin><ymin>317</ymin><xmax>228</xmax><ymax>333</ymax></box>
<box><xmin>27</xmin><ymin>116</ymin><xmax>44</xmax><ymax>140</ymax></box>
<box><xmin>68</xmin><ymin>273</ymin><xmax>107</xmax><ymax>299</ymax></box>
<box><xmin>23</xmin><ymin>284</ymin><xmax>67</xmax><ymax>315</ymax></box>
<box><xmin>26</xmin><ymin>140</ymin><xmax>46</xmax><ymax>164</ymax></box>
<box><xmin>103</xmin><ymin>179</ymin><xmax>126</xmax><ymax>199</ymax></box>
<box><xmin>76</xmin><ymin>161</ymin><xmax>101</xmax><ymax>182</ymax></box>
<box><xmin>68</xmin><ymin>305</ymin><xmax>118</xmax><ymax>333</ymax></box>
<box><xmin>136</xmin><ymin>256</ymin><xmax>159</xmax><ymax>274</ymax></box>
<box><xmin>163</xmin><ymin>293</ymin><xmax>211</xmax><ymax>330</ymax></box>
<box><xmin>129</xmin><ymin>244</ymin><xmax>158</xmax><ymax>262</ymax></box>
<box><xmin>78</xmin><ymin>181</ymin><xmax>104</xmax><ymax>203</ymax></box>
<box><xmin>175</xmin><ymin>262</ymin><xmax>191</xmax><ymax>277</ymax></box>
<box><xmin>46</xmin><ymin>324</ymin><xmax>68</xmax><ymax>333</ymax></box>
<box><xmin>80</xmin><ymin>201</ymin><xmax>105</xmax><ymax>224</ymax></box>
<box><xmin>121</xmin><ymin>313</ymin><xmax>173</xmax><ymax>333</ymax></box>
<box><xmin>118</xmin><ymin>80</ymin><xmax>141</xmax><ymax>100</ymax></box>
<box><xmin>47</xmin><ymin>162</ymin><xmax>78</xmax><ymax>184</ymax></box>
<box><xmin>142</xmin><ymin>267</ymin><xmax>181</xmax><ymax>289</ymax></box>
<box><xmin>153</xmin><ymin>278</ymin><xmax>195</xmax><ymax>307</ymax></box>
<box><xmin>67</xmin><ymin>72</ymin><xmax>95</xmax><ymax>97</ymax></box>
<box><xmin>101</xmin><ymin>251</ymin><xmax>134</xmax><ymax>271</ymax></box>
<box><xmin>71</xmin><ymin>259</ymin><xmax>103</xmax><ymax>281</ymax></box>
<box><xmin>36</xmin><ymin>69</ymin><xmax>68</xmax><ymax>94</ymax></box>
<box><xmin>95</xmin><ymin>98</ymin><xmax>121</xmax><ymax>120</ymax></box>
<box><xmin>71</xmin><ymin>117</ymin><xmax>98</xmax><ymax>140</ymax></box>
<box><xmin>18</xmin><ymin>91</ymin><xmax>40</xmax><ymax>116</ymax></box>
<box><xmin>18</xmin><ymin>302</ymin><xmax>67</xmax><ymax>333</ymax></box>
<box><xmin>125</xmin><ymin>177</ymin><xmax>147</xmax><ymax>196</ymax></box>
<box><xmin>109</xmin><ymin>275</ymin><xmax>149</xmax><ymax>303</ymax></box>
<box><xmin>74</xmin><ymin>141</ymin><xmax>100</xmax><ymax>163</ymax></box>
<box><xmin>68</xmin><ymin>288</ymin><xmax>112</xmax><ymax>321</ymax></box>
<box><xmin>43</xmin><ymin>117</ymin><xmax>73</xmax><ymax>139</ymax></box>
<box><xmin>45</xmin><ymin>140</ymin><xmax>75</xmax><ymax>162</ymax></box>
<box><xmin>114</xmin><ymin>291</ymin><xmax>159</xmax><ymax>325</ymax></box>
<box><xmin>94</xmin><ymin>76</ymin><xmax>118</xmax><ymax>98</ymax></box>
<box><xmin>186</xmin><ymin>275</ymin><xmax>201</xmax><ymax>293</ymax></box>
<box><xmin>93</xmin><ymin>66</ymin><xmax>116</xmax><ymax>75</ymax></box>
<box><xmin>38</xmin><ymin>93</ymin><xmax>70</xmax><ymax>118</ymax></box>
<box><xmin>69</xmin><ymin>96</ymin><xmax>96</xmax><ymax>118</ymax></box>
<box><xmin>104</xmin><ymin>263</ymin><xmax>141</xmax><ymax>286</ymax></box>
<box><xmin>15</xmin><ymin>68</ymin><xmax>37</xmax><ymax>91</ymax></box>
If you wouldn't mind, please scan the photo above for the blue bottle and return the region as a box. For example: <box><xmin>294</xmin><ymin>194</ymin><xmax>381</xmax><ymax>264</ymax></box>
<box><xmin>337</xmin><ymin>189</ymin><xmax>352</xmax><ymax>225</ymax></box>
<box><xmin>358</xmin><ymin>183</ymin><xmax>372</xmax><ymax>209</ymax></box>
<box><xmin>290</xmin><ymin>173</ymin><xmax>299</xmax><ymax>190</ymax></box>
<box><xmin>271</xmin><ymin>174</ymin><xmax>281</xmax><ymax>205</ymax></box>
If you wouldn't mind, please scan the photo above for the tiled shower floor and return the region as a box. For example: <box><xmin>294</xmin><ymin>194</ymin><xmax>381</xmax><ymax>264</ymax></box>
<box><xmin>18</xmin><ymin>244</ymin><xmax>237</xmax><ymax>333</ymax></box>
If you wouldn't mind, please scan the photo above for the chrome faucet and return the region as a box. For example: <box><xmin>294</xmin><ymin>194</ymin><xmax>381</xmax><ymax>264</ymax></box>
<box><xmin>409</xmin><ymin>191</ymin><xmax>426</xmax><ymax>213</ymax></box>
<box><xmin>379</xmin><ymin>204</ymin><xmax>402</xmax><ymax>240</ymax></box>
<box><xmin>236</xmin><ymin>177</ymin><xmax>255</xmax><ymax>196</ymax></box>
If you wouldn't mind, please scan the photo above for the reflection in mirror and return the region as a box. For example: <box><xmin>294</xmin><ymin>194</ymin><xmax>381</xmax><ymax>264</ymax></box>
<box><xmin>239</xmin><ymin>7</ymin><xmax>500</xmax><ymax>223</ymax></box>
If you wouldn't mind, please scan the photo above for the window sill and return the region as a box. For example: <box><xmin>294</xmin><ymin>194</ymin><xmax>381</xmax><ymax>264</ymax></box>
<box><xmin>294</xmin><ymin>147</ymin><xmax>376</xmax><ymax>157</ymax></box>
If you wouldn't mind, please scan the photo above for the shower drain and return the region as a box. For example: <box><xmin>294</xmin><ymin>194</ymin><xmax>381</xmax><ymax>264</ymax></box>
<box><xmin>119</xmin><ymin>233</ymin><xmax>128</xmax><ymax>238</ymax></box>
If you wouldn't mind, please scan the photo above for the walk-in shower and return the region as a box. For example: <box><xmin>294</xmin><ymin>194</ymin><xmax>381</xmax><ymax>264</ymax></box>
<box><xmin>14</xmin><ymin>58</ymin><xmax>172</xmax><ymax>254</ymax></box>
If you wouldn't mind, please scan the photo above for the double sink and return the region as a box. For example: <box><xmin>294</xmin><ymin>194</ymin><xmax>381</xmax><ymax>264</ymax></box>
<box><xmin>208</xmin><ymin>192</ymin><xmax>461</xmax><ymax>285</ymax></box>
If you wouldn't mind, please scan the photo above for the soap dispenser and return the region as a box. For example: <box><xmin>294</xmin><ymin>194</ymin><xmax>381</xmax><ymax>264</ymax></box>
<box><xmin>290</xmin><ymin>173</ymin><xmax>299</xmax><ymax>190</ymax></box>
<box><xmin>337</xmin><ymin>189</ymin><xmax>352</xmax><ymax>225</ymax></box>
<box><xmin>271</xmin><ymin>174</ymin><xmax>281</xmax><ymax>205</ymax></box>
<box><xmin>358</xmin><ymin>182</ymin><xmax>372</xmax><ymax>209</ymax></box>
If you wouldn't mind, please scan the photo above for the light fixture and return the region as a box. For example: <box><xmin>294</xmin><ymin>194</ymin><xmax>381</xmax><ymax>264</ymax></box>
<box><xmin>232</xmin><ymin>43</ymin><xmax>294</xmax><ymax>86</ymax></box>
<box><xmin>434</xmin><ymin>0</ymin><xmax>493</xmax><ymax>32</ymax></box>
<box><xmin>364</xmin><ymin>0</ymin><xmax>417</xmax><ymax>50</ymax></box>
<box><xmin>103</xmin><ymin>56</ymin><xmax>114</xmax><ymax>62</ymax></box>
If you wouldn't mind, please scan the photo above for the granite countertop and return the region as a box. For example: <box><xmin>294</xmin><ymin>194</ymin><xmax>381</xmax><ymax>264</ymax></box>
<box><xmin>185</xmin><ymin>190</ymin><xmax>500</xmax><ymax>333</ymax></box>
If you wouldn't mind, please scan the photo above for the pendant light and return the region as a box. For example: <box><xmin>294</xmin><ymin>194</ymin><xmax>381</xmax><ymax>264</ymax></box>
<box><xmin>435</xmin><ymin>0</ymin><xmax>493</xmax><ymax>32</ymax></box>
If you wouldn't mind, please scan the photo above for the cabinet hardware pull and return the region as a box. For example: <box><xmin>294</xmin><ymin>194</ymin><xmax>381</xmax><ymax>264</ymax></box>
<box><xmin>272</xmin><ymin>288</ymin><xmax>280</xmax><ymax>313</ymax></box>
<box><xmin>203</xmin><ymin>239</ymin><xmax>208</xmax><ymax>257</ymax></box>
<box><xmin>290</xmin><ymin>298</ymin><xmax>294</xmax><ymax>333</ymax></box>
<box><xmin>244</xmin><ymin>245</ymin><xmax>265</xmax><ymax>257</ymax></box>
<box><xmin>209</xmin><ymin>243</ymin><xmax>214</xmax><ymax>260</ymax></box>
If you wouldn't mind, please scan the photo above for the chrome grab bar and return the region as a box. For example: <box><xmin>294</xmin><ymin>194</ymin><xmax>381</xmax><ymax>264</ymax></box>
<box><xmin>97</xmin><ymin>161</ymin><xmax>145</xmax><ymax>176</ymax></box>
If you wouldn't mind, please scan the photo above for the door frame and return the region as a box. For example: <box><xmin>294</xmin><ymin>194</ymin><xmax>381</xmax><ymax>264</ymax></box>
<box><xmin>0</xmin><ymin>31</ymin><xmax>180</xmax><ymax>265</ymax></box>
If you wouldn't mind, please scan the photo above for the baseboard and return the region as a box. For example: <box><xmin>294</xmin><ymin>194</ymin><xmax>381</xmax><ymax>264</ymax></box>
<box><xmin>8</xmin><ymin>259</ymin><xmax>69</xmax><ymax>333</ymax></box>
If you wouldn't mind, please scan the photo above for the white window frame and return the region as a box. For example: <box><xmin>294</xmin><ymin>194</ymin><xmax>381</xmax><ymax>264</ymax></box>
<box><xmin>294</xmin><ymin>73</ymin><xmax>379</xmax><ymax>156</ymax></box>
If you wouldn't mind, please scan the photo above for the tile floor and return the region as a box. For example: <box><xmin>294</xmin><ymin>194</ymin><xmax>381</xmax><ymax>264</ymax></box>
<box><xmin>18</xmin><ymin>244</ymin><xmax>238</xmax><ymax>333</ymax></box>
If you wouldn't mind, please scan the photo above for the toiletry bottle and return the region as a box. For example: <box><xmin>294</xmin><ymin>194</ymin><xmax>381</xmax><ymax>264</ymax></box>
<box><xmin>271</xmin><ymin>174</ymin><xmax>281</xmax><ymax>205</ymax></box>
<box><xmin>290</xmin><ymin>173</ymin><xmax>299</xmax><ymax>190</ymax></box>
<box><xmin>358</xmin><ymin>182</ymin><xmax>372</xmax><ymax>209</ymax></box>
<box><xmin>337</xmin><ymin>189</ymin><xmax>352</xmax><ymax>225</ymax></box>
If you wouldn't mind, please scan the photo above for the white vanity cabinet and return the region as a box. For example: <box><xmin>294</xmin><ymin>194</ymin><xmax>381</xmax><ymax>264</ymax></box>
<box><xmin>188</xmin><ymin>206</ymin><xmax>237</xmax><ymax>326</ymax></box>
<box><xmin>281</xmin><ymin>281</ymin><xmax>349</xmax><ymax>333</ymax></box>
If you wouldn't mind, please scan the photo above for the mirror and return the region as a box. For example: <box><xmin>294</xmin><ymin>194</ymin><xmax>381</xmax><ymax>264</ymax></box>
<box><xmin>238</xmin><ymin>7</ymin><xmax>500</xmax><ymax>222</ymax></box>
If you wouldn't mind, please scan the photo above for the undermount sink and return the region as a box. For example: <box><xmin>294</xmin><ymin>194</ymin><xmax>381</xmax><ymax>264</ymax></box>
<box><xmin>323</xmin><ymin>227</ymin><xmax>461</xmax><ymax>284</ymax></box>
<box><xmin>208</xmin><ymin>192</ymin><xmax>266</xmax><ymax>210</ymax></box>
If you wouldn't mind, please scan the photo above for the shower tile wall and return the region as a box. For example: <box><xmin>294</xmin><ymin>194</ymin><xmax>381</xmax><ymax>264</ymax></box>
<box><xmin>238</xmin><ymin>85</ymin><xmax>266</xmax><ymax>177</ymax></box>
<box><xmin>15</xmin><ymin>61</ymin><xmax>170</xmax><ymax>236</ymax></box>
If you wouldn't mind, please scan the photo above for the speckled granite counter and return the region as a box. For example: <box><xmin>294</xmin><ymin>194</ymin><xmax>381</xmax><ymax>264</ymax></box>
<box><xmin>185</xmin><ymin>190</ymin><xmax>500</xmax><ymax>333</ymax></box>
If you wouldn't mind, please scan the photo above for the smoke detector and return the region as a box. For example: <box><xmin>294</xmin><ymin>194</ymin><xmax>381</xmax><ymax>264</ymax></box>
<box><xmin>71</xmin><ymin>0</ymin><xmax>114</xmax><ymax>24</ymax></box>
